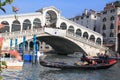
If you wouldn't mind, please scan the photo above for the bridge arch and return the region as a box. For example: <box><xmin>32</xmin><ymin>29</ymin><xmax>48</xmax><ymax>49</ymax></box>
<box><xmin>60</xmin><ymin>22</ymin><xmax>67</xmax><ymax>30</ymax></box>
<box><xmin>45</xmin><ymin>10</ymin><xmax>57</xmax><ymax>28</ymax></box>
<box><xmin>90</xmin><ymin>35</ymin><xmax>95</xmax><ymax>42</ymax></box>
<box><xmin>83</xmin><ymin>32</ymin><xmax>89</xmax><ymax>39</ymax></box>
<box><xmin>76</xmin><ymin>29</ymin><xmax>82</xmax><ymax>36</ymax></box>
<box><xmin>0</xmin><ymin>21</ymin><xmax>10</xmax><ymax>33</ymax></box>
<box><xmin>96</xmin><ymin>38</ymin><xmax>102</xmax><ymax>44</ymax></box>
<box><xmin>37</xmin><ymin>35</ymin><xmax>86</xmax><ymax>54</ymax></box>
<box><xmin>33</xmin><ymin>18</ymin><xmax>42</xmax><ymax>29</ymax></box>
<box><xmin>68</xmin><ymin>25</ymin><xmax>74</xmax><ymax>33</ymax></box>
<box><xmin>41</xmin><ymin>7</ymin><xmax>60</xmax><ymax>28</ymax></box>
<box><xmin>23</xmin><ymin>19</ymin><xmax>31</xmax><ymax>30</ymax></box>
<box><xmin>12</xmin><ymin>20</ymin><xmax>21</xmax><ymax>32</ymax></box>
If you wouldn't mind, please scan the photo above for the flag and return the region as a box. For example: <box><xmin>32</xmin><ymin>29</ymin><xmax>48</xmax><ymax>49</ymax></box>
<box><xmin>12</xmin><ymin>6</ymin><xmax>19</xmax><ymax>13</ymax></box>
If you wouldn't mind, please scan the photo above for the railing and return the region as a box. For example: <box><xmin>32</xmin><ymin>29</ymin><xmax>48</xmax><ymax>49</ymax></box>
<box><xmin>0</xmin><ymin>28</ymin><xmax>44</xmax><ymax>39</ymax></box>
<box><xmin>60</xmin><ymin>16</ymin><xmax>102</xmax><ymax>37</ymax></box>
<box><xmin>0</xmin><ymin>27</ymin><xmax>108</xmax><ymax>50</ymax></box>
<box><xmin>66</xmin><ymin>31</ymin><xmax>108</xmax><ymax>50</ymax></box>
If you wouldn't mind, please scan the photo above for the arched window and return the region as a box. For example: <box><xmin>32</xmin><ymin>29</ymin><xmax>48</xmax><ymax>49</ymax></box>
<box><xmin>12</xmin><ymin>20</ymin><xmax>21</xmax><ymax>32</ymax></box>
<box><xmin>33</xmin><ymin>18</ymin><xmax>41</xmax><ymax>29</ymax></box>
<box><xmin>76</xmin><ymin>29</ymin><xmax>82</xmax><ymax>36</ymax></box>
<box><xmin>103</xmin><ymin>24</ymin><xmax>106</xmax><ymax>30</ymax></box>
<box><xmin>0</xmin><ymin>21</ymin><xmax>10</xmax><ymax>33</ymax></box>
<box><xmin>110</xmin><ymin>16</ymin><xmax>114</xmax><ymax>21</ymax></box>
<box><xmin>83</xmin><ymin>32</ymin><xmax>89</xmax><ymax>39</ymax></box>
<box><xmin>96</xmin><ymin>38</ymin><xmax>101</xmax><ymax>45</ymax></box>
<box><xmin>102</xmin><ymin>33</ymin><xmax>106</xmax><ymax>37</ymax></box>
<box><xmin>68</xmin><ymin>26</ymin><xmax>74</xmax><ymax>33</ymax></box>
<box><xmin>110</xmin><ymin>32</ymin><xmax>114</xmax><ymax>37</ymax></box>
<box><xmin>90</xmin><ymin>35</ymin><xmax>95</xmax><ymax>42</ymax></box>
<box><xmin>110</xmin><ymin>23</ymin><xmax>114</xmax><ymax>29</ymax></box>
<box><xmin>103</xmin><ymin>17</ymin><xmax>106</xmax><ymax>22</ymax></box>
<box><xmin>23</xmin><ymin>19</ymin><xmax>31</xmax><ymax>30</ymax></box>
<box><xmin>93</xmin><ymin>26</ymin><xmax>96</xmax><ymax>31</ymax></box>
<box><xmin>60</xmin><ymin>22</ymin><xmax>67</xmax><ymax>30</ymax></box>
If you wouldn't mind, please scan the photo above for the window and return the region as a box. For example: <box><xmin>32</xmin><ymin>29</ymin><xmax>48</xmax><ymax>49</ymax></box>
<box><xmin>102</xmin><ymin>33</ymin><xmax>106</xmax><ymax>37</ymax></box>
<box><xmin>86</xmin><ymin>15</ymin><xmax>89</xmax><ymax>18</ymax></box>
<box><xmin>110</xmin><ymin>16</ymin><xmax>114</xmax><ymax>21</ymax></box>
<box><xmin>110</xmin><ymin>32</ymin><xmax>114</xmax><ymax>37</ymax></box>
<box><xmin>81</xmin><ymin>17</ymin><xmax>83</xmax><ymax>19</ymax></box>
<box><xmin>103</xmin><ymin>11</ymin><xmax>107</xmax><ymax>14</ymax></box>
<box><xmin>110</xmin><ymin>9</ymin><xmax>115</xmax><ymax>13</ymax></box>
<box><xmin>76</xmin><ymin>17</ymin><xmax>79</xmax><ymax>20</ymax></box>
<box><xmin>93</xmin><ymin>26</ymin><xmax>96</xmax><ymax>31</ymax></box>
<box><xmin>94</xmin><ymin>16</ymin><xmax>96</xmax><ymax>18</ymax></box>
<box><xmin>103</xmin><ymin>17</ymin><xmax>107</xmax><ymax>22</ymax></box>
<box><xmin>110</xmin><ymin>23</ymin><xmax>114</xmax><ymax>29</ymax></box>
<box><xmin>103</xmin><ymin>24</ymin><xmax>106</xmax><ymax>30</ymax></box>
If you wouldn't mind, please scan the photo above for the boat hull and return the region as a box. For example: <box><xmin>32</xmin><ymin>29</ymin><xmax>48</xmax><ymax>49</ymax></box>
<box><xmin>40</xmin><ymin>59</ymin><xmax>117</xmax><ymax>70</ymax></box>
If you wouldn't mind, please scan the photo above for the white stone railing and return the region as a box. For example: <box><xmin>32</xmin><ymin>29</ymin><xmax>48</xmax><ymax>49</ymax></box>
<box><xmin>0</xmin><ymin>28</ymin><xmax>44</xmax><ymax>39</ymax></box>
<box><xmin>66</xmin><ymin>31</ymin><xmax>108</xmax><ymax>50</ymax></box>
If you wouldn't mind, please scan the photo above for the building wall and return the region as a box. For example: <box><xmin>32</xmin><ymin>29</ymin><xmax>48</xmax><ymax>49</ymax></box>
<box><xmin>69</xmin><ymin>1</ymin><xmax>120</xmax><ymax>51</ymax></box>
<box><xmin>69</xmin><ymin>9</ymin><xmax>101</xmax><ymax>33</ymax></box>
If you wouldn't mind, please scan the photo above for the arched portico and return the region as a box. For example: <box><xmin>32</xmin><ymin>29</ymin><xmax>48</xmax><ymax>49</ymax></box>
<box><xmin>41</xmin><ymin>6</ymin><xmax>61</xmax><ymax>28</ymax></box>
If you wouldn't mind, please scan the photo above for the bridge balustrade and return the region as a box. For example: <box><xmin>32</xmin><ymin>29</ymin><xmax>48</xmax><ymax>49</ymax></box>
<box><xmin>66</xmin><ymin>31</ymin><xmax>107</xmax><ymax>50</ymax></box>
<box><xmin>0</xmin><ymin>28</ymin><xmax>44</xmax><ymax>39</ymax></box>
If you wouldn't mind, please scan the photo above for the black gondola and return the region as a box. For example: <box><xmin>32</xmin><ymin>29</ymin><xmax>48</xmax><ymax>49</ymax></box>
<box><xmin>39</xmin><ymin>58</ymin><xmax>117</xmax><ymax>70</ymax></box>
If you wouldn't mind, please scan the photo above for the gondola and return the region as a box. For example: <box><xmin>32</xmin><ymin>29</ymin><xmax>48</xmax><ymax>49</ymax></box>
<box><xmin>39</xmin><ymin>58</ymin><xmax>117</xmax><ymax>70</ymax></box>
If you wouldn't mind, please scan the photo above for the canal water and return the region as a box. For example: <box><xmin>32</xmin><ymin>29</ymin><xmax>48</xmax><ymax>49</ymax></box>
<box><xmin>1</xmin><ymin>54</ymin><xmax>120</xmax><ymax>80</ymax></box>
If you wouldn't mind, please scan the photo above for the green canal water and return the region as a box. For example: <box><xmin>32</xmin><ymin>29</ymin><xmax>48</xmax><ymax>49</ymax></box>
<box><xmin>1</xmin><ymin>54</ymin><xmax>120</xmax><ymax>80</ymax></box>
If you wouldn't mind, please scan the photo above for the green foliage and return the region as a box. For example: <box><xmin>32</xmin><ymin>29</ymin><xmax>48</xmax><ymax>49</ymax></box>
<box><xmin>0</xmin><ymin>75</ymin><xmax>2</xmax><ymax>80</ymax></box>
<box><xmin>0</xmin><ymin>0</ymin><xmax>14</xmax><ymax>13</ymax></box>
<box><xmin>2</xmin><ymin>61</ymin><xmax>7</xmax><ymax>67</ymax></box>
<box><xmin>5</xmin><ymin>0</ymin><xmax>14</xmax><ymax>4</ymax></box>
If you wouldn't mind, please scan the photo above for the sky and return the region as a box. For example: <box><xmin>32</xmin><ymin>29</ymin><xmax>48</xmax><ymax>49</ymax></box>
<box><xmin>1</xmin><ymin>0</ymin><xmax>116</xmax><ymax>18</ymax></box>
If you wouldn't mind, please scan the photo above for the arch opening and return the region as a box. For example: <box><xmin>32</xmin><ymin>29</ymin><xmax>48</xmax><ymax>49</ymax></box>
<box><xmin>45</xmin><ymin>10</ymin><xmax>57</xmax><ymax>28</ymax></box>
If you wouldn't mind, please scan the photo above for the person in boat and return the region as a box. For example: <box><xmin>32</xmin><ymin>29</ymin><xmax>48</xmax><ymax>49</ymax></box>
<box><xmin>81</xmin><ymin>54</ymin><xmax>88</xmax><ymax>62</ymax></box>
<box><xmin>81</xmin><ymin>54</ymin><xmax>97</xmax><ymax>65</ymax></box>
<box><xmin>97</xmin><ymin>52</ymin><xmax>109</xmax><ymax>64</ymax></box>
<box><xmin>103</xmin><ymin>53</ymin><xmax>109</xmax><ymax>63</ymax></box>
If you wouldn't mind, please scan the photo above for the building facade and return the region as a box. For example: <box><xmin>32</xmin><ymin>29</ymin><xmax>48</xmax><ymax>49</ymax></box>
<box><xmin>69</xmin><ymin>1</ymin><xmax>120</xmax><ymax>52</ymax></box>
<box><xmin>100</xmin><ymin>1</ymin><xmax>120</xmax><ymax>51</ymax></box>
<box><xmin>69</xmin><ymin>9</ymin><xmax>101</xmax><ymax>33</ymax></box>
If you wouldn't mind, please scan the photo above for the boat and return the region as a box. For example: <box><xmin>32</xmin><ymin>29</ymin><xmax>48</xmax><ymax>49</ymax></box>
<box><xmin>0</xmin><ymin>37</ymin><xmax>23</xmax><ymax>69</ymax></box>
<box><xmin>1</xmin><ymin>50</ymin><xmax>24</xmax><ymax>69</ymax></box>
<box><xmin>67</xmin><ymin>52</ymin><xmax>83</xmax><ymax>58</ymax></box>
<box><xmin>1</xmin><ymin>58</ymin><xmax>24</xmax><ymax>69</ymax></box>
<box><xmin>39</xmin><ymin>56</ymin><xmax>117</xmax><ymax>70</ymax></box>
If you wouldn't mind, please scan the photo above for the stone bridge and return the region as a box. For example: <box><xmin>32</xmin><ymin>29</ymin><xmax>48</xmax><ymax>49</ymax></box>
<box><xmin>0</xmin><ymin>6</ymin><xmax>107</xmax><ymax>56</ymax></box>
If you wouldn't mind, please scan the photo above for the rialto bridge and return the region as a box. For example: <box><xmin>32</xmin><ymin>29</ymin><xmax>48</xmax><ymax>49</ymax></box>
<box><xmin>0</xmin><ymin>6</ymin><xmax>107</xmax><ymax>56</ymax></box>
